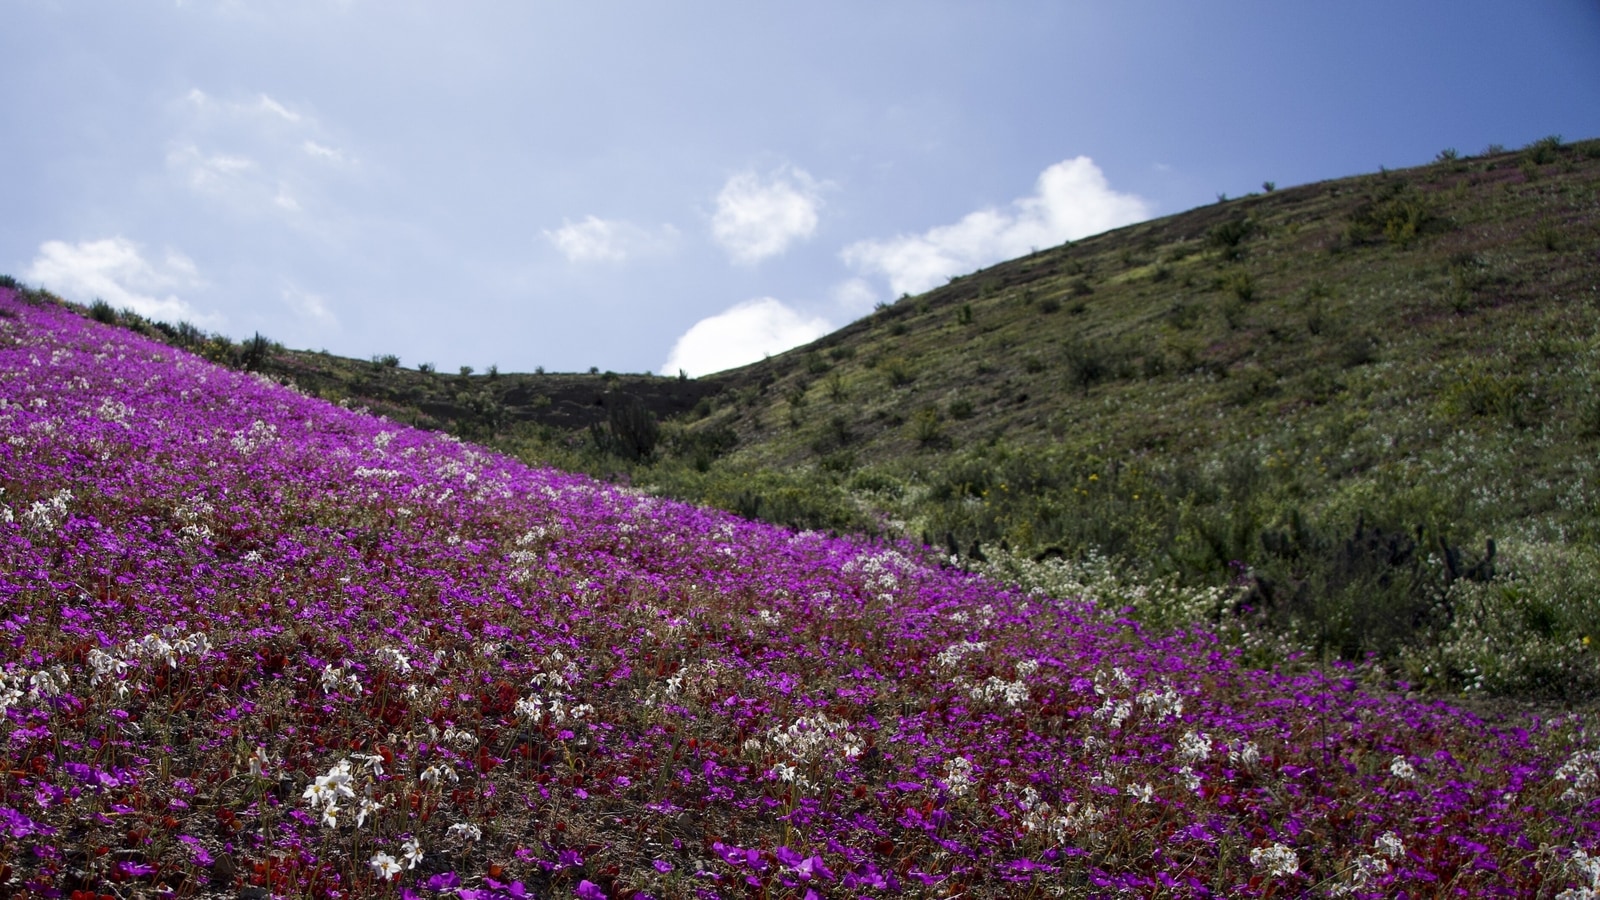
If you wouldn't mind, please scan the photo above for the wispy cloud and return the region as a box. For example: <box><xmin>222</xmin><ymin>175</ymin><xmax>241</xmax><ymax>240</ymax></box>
<box><xmin>711</xmin><ymin>166</ymin><xmax>824</xmax><ymax>265</ymax></box>
<box><xmin>543</xmin><ymin>216</ymin><xmax>678</xmax><ymax>264</ymax></box>
<box><xmin>25</xmin><ymin>237</ymin><xmax>219</xmax><ymax>327</ymax></box>
<box><xmin>168</xmin><ymin>88</ymin><xmax>355</xmax><ymax>221</ymax></box>
<box><xmin>282</xmin><ymin>284</ymin><xmax>338</xmax><ymax>328</ymax></box>
<box><xmin>660</xmin><ymin>297</ymin><xmax>830</xmax><ymax>377</ymax></box>
<box><xmin>842</xmin><ymin>156</ymin><xmax>1150</xmax><ymax>297</ymax></box>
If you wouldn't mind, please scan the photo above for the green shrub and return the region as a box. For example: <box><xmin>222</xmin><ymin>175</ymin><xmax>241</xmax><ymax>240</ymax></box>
<box><xmin>1208</xmin><ymin>218</ymin><xmax>1256</xmax><ymax>260</ymax></box>
<box><xmin>948</xmin><ymin>398</ymin><xmax>974</xmax><ymax>420</ymax></box>
<box><xmin>883</xmin><ymin>357</ymin><xmax>913</xmax><ymax>387</ymax></box>
<box><xmin>90</xmin><ymin>298</ymin><xmax>118</xmax><ymax>324</ymax></box>
<box><xmin>1524</xmin><ymin>134</ymin><xmax>1563</xmax><ymax>166</ymax></box>
<box><xmin>590</xmin><ymin>394</ymin><xmax>659</xmax><ymax>462</ymax></box>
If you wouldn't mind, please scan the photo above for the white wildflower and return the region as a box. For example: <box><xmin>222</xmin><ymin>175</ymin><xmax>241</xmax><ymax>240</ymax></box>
<box><xmin>1126</xmin><ymin>782</ymin><xmax>1155</xmax><ymax>804</ymax></box>
<box><xmin>401</xmin><ymin>837</ymin><xmax>424</xmax><ymax>869</ymax></box>
<box><xmin>1176</xmin><ymin>730</ymin><xmax>1212</xmax><ymax>764</ymax></box>
<box><xmin>1374</xmin><ymin>831</ymin><xmax>1405</xmax><ymax>860</ymax></box>
<box><xmin>369</xmin><ymin>852</ymin><xmax>402</xmax><ymax>881</ymax></box>
<box><xmin>447</xmin><ymin>822</ymin><xmax>483</xmax><ymax>843</ymax></box>
<box><xmin>944</xmin><ymin>756</ymin><xmax>975</xmax><ymax>797</ymax></box>
<box><xmin>1389</xmin><ymin>756</ymin><xmax>1417</xmax><ymax>780</ymax></box>
<box><xmin>1250</xmin><ymin>841</ymin><xmax>1300</xmax><ymax>877</ymax></box>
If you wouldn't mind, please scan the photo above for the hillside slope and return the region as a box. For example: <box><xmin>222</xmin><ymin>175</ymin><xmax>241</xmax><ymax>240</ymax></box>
<box><xmin>2</xmin><ymin>286</ymin><xmax>1597</xmax><ymax>898</ymax></box>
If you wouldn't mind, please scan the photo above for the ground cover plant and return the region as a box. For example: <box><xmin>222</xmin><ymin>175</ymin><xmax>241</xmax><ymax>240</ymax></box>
<box><xmin>6</xmin><ymin>288</ymin><xmax>1600</xmax><ymax>898</ymax></box>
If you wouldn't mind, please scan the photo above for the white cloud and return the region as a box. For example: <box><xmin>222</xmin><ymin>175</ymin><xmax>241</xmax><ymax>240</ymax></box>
<box><xmin>255</xmin><ymin>94</ymin><xmax>302</xmax><ymax>123</ymax></box>
<box><xmin>830</xmin><ymin>277</ymin><xmax>879</xmax><ymax>317</ymax></box>
<box><xmin>282</xmin><ymin>285</ymin><xmax>337</xmax><ymax>327</ymax></box>
<box><xmin>302</xmin><ymin>140</ymin><xmax>345</xmax><ymax>162</ymax></box>
<box><xmin>660</xmin><ymin>298</ymin><xmax>830</xmax><ymax>377</ymax></box>
<box><xmin>543</xmin><ymin>216</ymin><xmax>677</xmax><ymax>264</ymax></box>
<box><xmin>25</xmin><ymin>237</ymin><xmax>219</xmax><ymax>327</ymax></box>
<box><xmin>711</xmin><ymin>167</ymin><xmax>823</xmax><ymax>265</ymax></box>
<box><xmin>841</xmin><ymin>156</ymin><xmax>1150</xmax><ymax>297</ymax></box>
<box><xmin>167</xmin><ymin>88</ymin><xmax>354</xmax><ymax>223</ymax></box>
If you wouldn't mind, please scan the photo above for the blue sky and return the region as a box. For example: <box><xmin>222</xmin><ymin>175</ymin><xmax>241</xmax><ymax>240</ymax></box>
<box><xmin>4</xmin><ymin>2</ymin><xmax>1597</xmax><ymax>376</ymax></box>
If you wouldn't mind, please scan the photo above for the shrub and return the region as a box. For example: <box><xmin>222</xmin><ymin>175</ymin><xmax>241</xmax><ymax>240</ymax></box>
<box><xmin>1226</xmin><ymin>269</ymin><xmax>1257</xmax><ymax>303</ymax></box>
<box><xmin>948</xmin><ymin>397</ymin><xmax>974</xmax><ymax>420</ymax></box>
<box><xmin>910</xmin><ymin>406</ymin><xmax>946</xmax><ymax>448</ymax></box>
<box><xmin>459</xmin><ymin>365</ymin><xmax>474</xmax><ymax>376</ymax></box>
<box><xmin>1063</xmin><ymin>338</ymin><xmax>1110</xmax><ymax>394</ymax></box>
<box><xmin>956</xmin><ymin>303</ymin><xmax>973</xmax><ymax>326</ymax></box>
<box><xmin>1037</xmin><ymin>296</ymin><xmax>1061</xmax><ymax>314</ymax></box>
<box><xmin>90</xmin><ymin>298</ymin><xmax>118</xmax><ymax>324</ymax></box>
<box><xmin>0</xmin><ymin>274</ymin><xmax>19</xmax><ymax>290</ymax></box>
<box><xmin>1524</xmin><ymin>134</ymin><xmax>1563</xmax><ymax>166</ymax></box>
<box><xmin>1207</xmin><ymin>218</ymin><xmax>1256</xmax><ymax>260</ymax></box>
<box><xmin>590</xmin><ymin>393</ymin><xmax>659</xmax><ymax>462</ymax></box>
<box><xmin>417</xmin><ymin>362</ymin><xmax>435</xmax><ymax>373</ymax></box>
<box><xmin>1345</xmin><ymin>190</ymin><xmax>1439</xmax><ymax>248</ymax></box>
<box><xmin>240</xmin><ymin>332</ymin><xmax>274</xmax><ymax>371</ymax></box>
<box><xmin>883</xmin><ymin>357</ymin><xmax>913</xmax><ymax>387</ymax></box>
<box><xmin>373</xmin><ymin>353</ymin><xmax>401</xmax><ymax>368</ymax></box>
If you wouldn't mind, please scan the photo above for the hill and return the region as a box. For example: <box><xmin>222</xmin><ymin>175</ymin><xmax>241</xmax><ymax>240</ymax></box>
<box><xmin>2</xmin><ymin>285</ymin><xmax>1598</xmax><ymax>898</ymax></box>
<box><xmin>13</xmin><ymin>136</ymin><xmax>1600</xmax><ymax>697</ymax></box>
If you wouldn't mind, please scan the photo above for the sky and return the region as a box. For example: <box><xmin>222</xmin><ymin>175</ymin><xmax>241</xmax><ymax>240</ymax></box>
<box><xmin>3</xmin><ymin>2</ymin><xmax>1597</xmax><ymax>377</ymax></box>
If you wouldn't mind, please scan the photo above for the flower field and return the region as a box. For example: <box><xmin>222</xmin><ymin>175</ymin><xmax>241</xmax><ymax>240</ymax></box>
<box><xmin>1</xmin><ymin>287</ymin><xmax>1598</xmax><ymax>899</ymax></box>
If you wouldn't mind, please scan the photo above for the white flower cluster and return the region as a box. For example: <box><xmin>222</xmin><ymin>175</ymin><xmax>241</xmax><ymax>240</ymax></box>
<box><xmin>1558</xmin><ymin>845</ymin><xmax>1600</xmax><ymax>900</ymax></box>
<box><xmin>748</xmin><ymin>712</ymin><xmax>865</xmax><ymax>766</ymax></box>
<box><xmin>369</xmin><ymin>838</ymin><xmax>423</xmax><ymax>880</ymax></box>
<box><xmin>1250</xmin><ymin>841</ymin><xmax>1300</xmax><ymax>877</ymax></box>
<box><xmin>935</xmin><ymin>640</ymin><xmax>988</xmax><ymax>669</ymax></box>
<box><xmin>1556</xmin><ymin>748</ymin><xmax>1600</xmax><ymax>804</ymax></box>
<box><xmin>353</xmin><ymin>467</ymin><xmax>403</xmax><ymax>480</ymax></box>
<box><xmin>0</xmin><ymin>663</ymin><xmax>78</xmax><ymax>713</ymax></box>
<box><xmin>320</xmin><ymin>663</ymin><xmax>364</xmax><ymax>696</ymax></box>
<box><xmin>22</xmin><ymin>489</ymin><xmax>72</xmax><ymax>533</ymax></box>
<box><xmin>229</xmin><ymin>419</ymin><xmax>279</xmax><ymax>454</ymax></box>
<box><xmin>0</xmin><ymin>487</ymin><xmax>13</xmax><ymax>525</ymax></box>
<box><xmin>841</xmin><ymin>550</ymin><xmax>911</xmax><ymax>600</ymax></box>
<box><xmin>302</xmin><ymin>756</ymin><xmax>388</xmax><ymax>829</ymax></box>
<box><xmin>968</xmin><ymin>675</ymin><xmax>1029</xmax><ymax>707</ymax></box>
<box><xmin>419</xmin><ymin>763</ymin><xmax>460</xmax><ymax>786</ymax></box>
<box><xmin>375</xmin><ymin>647</ymin><xmax>413</xmax><ymax>674</ymax></box>
<box><xmin>94</xmin><ymin>397</ymin><xmax>134</xmax><ymax>426</ymax></box>
<box><xmin>173</xmin><ymin>496</ymin><xmax>214</xmax><ymax>545</ymax></box>
<box><xmin>447</xmin><ymin>822</ymin><xmax>483</xmax><ymax>843</ymax></box>
<box><xmin>1094</xmin><ymin>667</ymin><xmax>1135</xmax><ymax>695</ymax></box>
<box><xmin>86</xmin><ymin>629</ymin><xmax>212</xmax><ymax>696</ymax></box>
<box><xmin>1176</xmin><ymin>730</ymin><xmax>1212</xmax><ymax>764</ymax></box>
<box><xmin>1135</xmin><ymin>687</ymin><xmax>1183</xmax><ymax>721</ymax></box>
<box><xmin>1389</xmin><ymin>755</ymin><xmax>1417</xmax><ymax>780</ymax></box>
<box><xmin>1332</xmin><ymin>832</ymin><xmax>1406</xmax><ymax>896</ymax></box>
<box><xmin>1228</xmin><ymin>740</ymin><xmax>1262</xmax><ymax>768</ymax></box>
<box><xmin>1020</xmin><ymin>788</ymin><xmax>1107</xmax><ymax>846</ymax></box>
<box><xmin>943</xmin><ymin>756</ymin><xmax>976</xmax><ymax>797</ymax></box>
<box><xmin>1092</xmin><ymin>697</ymin><xmax>1132</xmax><ymax>728</ymax></box>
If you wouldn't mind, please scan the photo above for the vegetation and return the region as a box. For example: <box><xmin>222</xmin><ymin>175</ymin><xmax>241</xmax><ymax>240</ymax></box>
<box><xmin>5</xmin><ymin>287</ymin><xmax>1600</xmax><ymax>898</ymax></box>
<box><xmin>17</xmin><ymin>136</ymin><xmax>1600</xmax><ymax>704</ymax></box>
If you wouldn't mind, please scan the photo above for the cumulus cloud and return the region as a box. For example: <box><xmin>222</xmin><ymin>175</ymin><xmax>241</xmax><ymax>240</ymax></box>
<box><xmin>842</xmin><ymin>156</ymin><xmax>1150</xmax><ymax>297</ymax></box>
<box><xmin>544</xmin><ymin>216</ymin><xmax>678</xmax><ymax>264</ymax></box>
<box><xmin>660</xmin><ymin>298</ymin><xmax>830</xmax><ymax>377</ymax></box>
<box><xmin>25</xmin><ymin>237</ymin><xmax>218</xmax><ymax>327</ymax></box>
<box><xmin>711</xmin><ymin>167</ymin><xmax>824</xmax><ymax>265</ymax></box>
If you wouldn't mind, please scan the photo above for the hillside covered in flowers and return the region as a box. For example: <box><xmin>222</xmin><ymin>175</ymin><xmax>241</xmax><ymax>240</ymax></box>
<box><xmin>2</xmin><ymin>286</ymin><xmax>1599</xmax><ymax>898</ymax></box>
